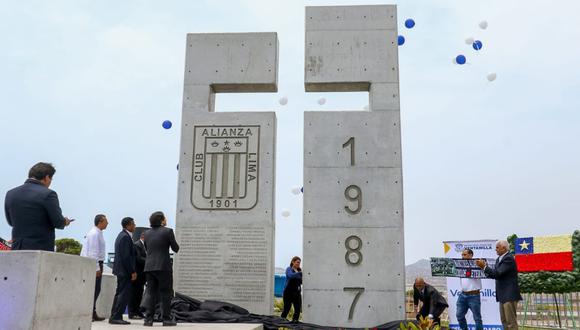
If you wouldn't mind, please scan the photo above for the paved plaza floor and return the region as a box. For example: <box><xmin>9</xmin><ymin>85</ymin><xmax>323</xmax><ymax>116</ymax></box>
<box><xmin>91</xmin><ymin>317</ymin><xmax>263</xmax><ymax>330</ymax></box>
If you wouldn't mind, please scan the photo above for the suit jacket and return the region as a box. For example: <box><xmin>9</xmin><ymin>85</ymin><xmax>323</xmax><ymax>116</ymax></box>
<box><xmin>4</xmin><ymin>179</ymin><xmax>66</xmax><ymax>251</ymax></box>
<box><xmin>134</xmin><ymin>239</ymin><xmax>147</xmax><ymax>274</ymax></box>
<box><xmin>484</xmin><ymin>253</ymin><xmax>522</xmax><ymax>303</ymax></box>
<box><xmin>113</xmin><ymin>230</ymin><xmax>136</xmax><ymax>277</ymax></box>
<box><xmin>143</xmin><ymin>226</ymin><xmax>179</xmax><ymax>272</ymax></box>
<box><xmin>413</xmin><ymin>284</ymin><xmax>449</xmax><ymax>315</ymax></box>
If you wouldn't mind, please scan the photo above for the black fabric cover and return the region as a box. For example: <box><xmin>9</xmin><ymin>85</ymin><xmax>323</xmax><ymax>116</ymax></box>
<box><xmin>169</xmin><ymin>292</ymin><xmax>406</xmax><ymax>330</ymax></box>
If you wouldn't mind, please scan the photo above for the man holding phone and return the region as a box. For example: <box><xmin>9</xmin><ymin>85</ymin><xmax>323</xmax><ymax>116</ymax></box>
<box><xmin>4</xmin><ymin>162</ymin><xmax>72</xmax><ymax>251</ymax></box>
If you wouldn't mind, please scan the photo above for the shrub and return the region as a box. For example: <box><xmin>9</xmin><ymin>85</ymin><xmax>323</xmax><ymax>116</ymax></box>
<box><xmin>55</xmin><ymin>238</ymin><xmax>82</xmax><ymax>255</ymax></box>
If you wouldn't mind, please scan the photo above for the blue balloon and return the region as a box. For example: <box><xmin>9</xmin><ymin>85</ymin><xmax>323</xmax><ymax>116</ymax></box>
<box><xmin>398</xmin><ymin>35</ymin><xmax>405</xmax><ymax>46</ymax></box>
<box><xmin>162</xmin><ymin>120</ymin><xmax>172</xmax><ymax>129</ymax></box>
<box><xmin>300</xmin><ymin>187</ymin><xmax>303</xmax><ymax>193</ymax></box>
<box><xmin>405</xmin><ymin>19</ymin><xmax>415</xmax><ymax>29</ymax></box>
<box><xmin>176</xmin><ymin>164</ymin><xmax>179</xmax><ymax>170</ymax></box>
<box><xmin>456</xmin><ymin>55</ymin><xmax>466</xmax><ymax>65</ymax></box>
<box><xmin>472</xmin><ymin>40</ymin><xmax>483</xmax><ymax>51</ymax></box>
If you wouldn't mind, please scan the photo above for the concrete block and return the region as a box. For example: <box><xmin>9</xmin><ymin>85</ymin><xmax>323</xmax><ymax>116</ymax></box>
<box><xmin>0</xmin><ymin>251</ymin><xmax>96</xmax><ymax>330</ymax></box>
<box><xmin>302</xmin><ymin>289</ymin><xmax>405</xmax><ymax>327</ymax></box>
<box><xmin>303</xmin><ymin>228</ymin><xmax>404</xmax><ymax>290</ymax></box>
<box><xmin>184</xmin><ymin>33</ymin><xmax>278</xmax><ymax>93</ymax></box>
<box><xmin>175</xmin><ymin>111</ymin><xmax>276</xmax><ymax>315</ymax></box>
<box><xmin>96</xmin><ymin>273</ymin><xmax>116</xmax><ymax>319</ymax></box>
<box><xmin>305</xmin><ymin>30</ymin><xmax>398</xmax><ymax>87</ymax></box>
<box><xmin>304</xmin><ymin>168</ymin><xmax>403</xmax><ymax>228</ymax></box>
<box><xmin>305</xmin><ymin>5</ymin><xmax>398</xmax><ymax>92</ymax></box>
<box><xmin>304</xmin><ymin>111</ymin><xmax>401</xmax><ymax>168</ymax></box>
<box><xmin>305</xmin><ymin>5</ymin><xmax>397</xmax><ymax>31</ymax></box>
<box><xmin>370</xmin><ymin>83</ymin><xmax>400</xmax><ymax>111</ymax></box>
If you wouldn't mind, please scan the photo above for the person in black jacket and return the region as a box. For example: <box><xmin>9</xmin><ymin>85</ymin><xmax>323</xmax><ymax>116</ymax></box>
<box><xmin>143</xmin><ymin>211</ymin><xmax>179</xmax><ymax>327</ymax></box>
<box><xmin>476</xmin><ymin>240</ymin><xmax>522</xmax><ymax>330</ymax></box>
<box><xmin>129</xmin><ymin>231</ymin><xmax>147</xmax><ymax>319</ymax></box>
<box><xmin>4</xmin><ymin>162</ymin><xmax>72</xmax><ymax>251</ymax></box>
<box><xmin>413</xmin><ymin>277</ymin><xmax>449</xmax><ymax>325</ymax></box>
<box><xmin>281</xmin><ymin>256</ymin><xmax>302</xmax><ymax>323</ymax></box>
<box><xmin>109</xmin><ymin>217</ymin><xmax>137</xmax><ymax>325</ymax></box>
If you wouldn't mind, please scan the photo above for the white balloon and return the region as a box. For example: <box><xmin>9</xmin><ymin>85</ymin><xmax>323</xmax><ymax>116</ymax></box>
<box><xmin>479</xmin><ymin>21</ymin><xmax>488</xmax><ymax>30</ymax></box>
<box><xmin>487</xmin><ymin>73</ymin><xmax>497</xmax><ymax>81</ymax></box>
<box><xmin>279</xmin><ymin>96</ymin><xmax>288</xmax><ymax>106</ymax></box>
<box><xmin>281</xmin><ymin>209</ymin><xmax>291</xmax><ymax>217</ymax></box>
<box><xmin>291</xmin><ymin>186</ymin><xmax>301</xmax><ymax>195</ymax></box>
<box><xmin>317</xmin><ymin>98</ymin><xmax>326</xmax><ymax>105</ymax></box>
<box><xmin>363</xmin><ymin>104</ymin><xmax>369</xmax><ymax>111</ymax></box>
<box><xmin>465</xmin><ymin>37</ymin><xmax>474</xmax><ymax>45</ymax></box>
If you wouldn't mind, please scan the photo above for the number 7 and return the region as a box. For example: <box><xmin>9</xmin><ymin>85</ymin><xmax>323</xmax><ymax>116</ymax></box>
<box><xmin>343</xmin><ymin>287</ymin><xmax>365</xmax><ymax>320</ymax></box>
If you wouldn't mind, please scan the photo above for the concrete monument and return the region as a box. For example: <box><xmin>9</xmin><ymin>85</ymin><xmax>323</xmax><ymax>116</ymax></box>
<box><xmin>0</xmin><ymin>251</ymin><xmax>96</xmax><ymax>330</ymax></box>
<box><xmin>303</xmin><ymin>5</ymin><xmax>405</xmax><ymax>327</ymax></box>
<box><xmin>174</xmin><ymin>33</ymin><xmax>277</xmax><ymax>315</ymax></box>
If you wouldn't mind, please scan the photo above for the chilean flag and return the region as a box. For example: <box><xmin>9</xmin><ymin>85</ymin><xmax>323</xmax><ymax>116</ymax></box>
<box><xmin>515</xmin><ymin>235</ymin><xmax>573</xmax><ymax>272</ymax></box>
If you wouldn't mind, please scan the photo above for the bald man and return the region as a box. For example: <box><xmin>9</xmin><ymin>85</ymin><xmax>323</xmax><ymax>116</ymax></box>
<box><xmin>476</xmin><ymin>240</ymin><xmax>522</xmax><ymax>330</ymax></box>
<box><xmin>413</xmin><ymin>277</ymin><xmax>449</xmax><ymax>325</ymax></box>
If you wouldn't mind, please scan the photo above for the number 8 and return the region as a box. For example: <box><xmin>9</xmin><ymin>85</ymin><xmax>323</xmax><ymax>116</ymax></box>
<box><xmin>345</xmin><ymin>235</ymin><xmax>363</xmax><ymax>265</ymax></box>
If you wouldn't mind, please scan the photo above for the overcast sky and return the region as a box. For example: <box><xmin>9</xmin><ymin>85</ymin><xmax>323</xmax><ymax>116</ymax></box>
<box><xmin>1</xmin><ymin>0</ymin><xmax>579</xmax><ymax>267</ymax></box>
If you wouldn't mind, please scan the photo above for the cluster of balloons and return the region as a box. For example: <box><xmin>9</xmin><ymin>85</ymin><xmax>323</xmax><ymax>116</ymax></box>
<box><xmin>453</xmin><ymin>20</ymin><xmax>496</xmax><ymax>82</ymax></box>
<box><xmin>398</xmin><ymin>18</ymin><xmax>415</xmax><ymax>46</ymax></box>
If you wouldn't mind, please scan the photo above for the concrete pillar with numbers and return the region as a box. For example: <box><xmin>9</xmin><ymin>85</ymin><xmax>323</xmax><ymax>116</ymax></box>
<box><xmin>174</xmin><ymin>32</ymin><xmax>278</xmax><ymax>315</ymax></box>
<box><xmin>303</xmin><ymin>5</ymin><xmax>405</xmax><ymax>327</ymax></box>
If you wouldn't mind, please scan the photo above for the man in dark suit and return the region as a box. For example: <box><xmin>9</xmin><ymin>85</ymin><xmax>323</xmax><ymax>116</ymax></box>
<box><xmin>4</xmin><ymin>162</ymin><xmax>72</xmax><ymax>251</ymax></box>
<box><xmin>129</xmin><ymin>231</ymin><xmax>147</xmax><ymax>319</ymax></box>
<box><xmin>143</xmin><ymin>211</ymin><xmax>179</xmax><ymax>327</ymax></box>
<box><xmin>477</xmin><ymin>240</ymin><xmax>522</xmax><ymax>330</ymax></box>
<box><xmin>109</xmin><ymin>217</ymin><xmax>137</xmax><ymax>325</ymax></box>
<box><xmin>413</xmin><ymin>277</ymin><xmax>449</xmax><ymax>326</ymax></box>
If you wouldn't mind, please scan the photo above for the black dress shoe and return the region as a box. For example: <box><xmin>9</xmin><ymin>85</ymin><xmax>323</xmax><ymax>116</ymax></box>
<box><xmin>108</xmin><ymin>319</ymin><xmax>131</xmax><ymax>325</ymax></box>
<box><xmin>92</xmin><ymin>312</ymin><xmax>105</xmax><ymax>322</ymax></box>
<box><xmin>163</xmin><ymin>320</ymin><xmax>177</xmax><ymax>326</ymax></box>
<box><xmin>143</xmin><ymin>319</ymin><xmax>154</xmax><ymax>327</ymax></box>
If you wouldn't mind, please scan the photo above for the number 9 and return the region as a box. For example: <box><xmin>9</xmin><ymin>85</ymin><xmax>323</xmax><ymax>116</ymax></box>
<box><xmin>344</xmin><ymin>185</ymin><xmax>362</xmax><ymax>215</ymax></box>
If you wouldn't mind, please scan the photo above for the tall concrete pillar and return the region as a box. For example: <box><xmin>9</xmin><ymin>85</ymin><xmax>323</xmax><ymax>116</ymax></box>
<box><xmin>174</xmin><ymin>33</ymin><xmax>278</xmax><ymax>315</ymax></box>
<box><xmin>303</xmin><ymin>5</ymin><xmax>405</xmax><ymax>327</ymax></box>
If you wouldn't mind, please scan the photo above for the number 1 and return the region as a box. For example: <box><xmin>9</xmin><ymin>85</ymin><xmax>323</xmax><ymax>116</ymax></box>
<box><xmin>342</xmin><ymin>137</ymin><xmax>355</xmax><ymax>166</ymax></box>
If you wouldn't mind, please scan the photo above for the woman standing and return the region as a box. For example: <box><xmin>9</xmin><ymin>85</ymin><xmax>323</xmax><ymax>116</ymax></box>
<box><xmin>281</xmin><ymin>256</ymin><xmax>302</xmax><ymax>323</ymax></box>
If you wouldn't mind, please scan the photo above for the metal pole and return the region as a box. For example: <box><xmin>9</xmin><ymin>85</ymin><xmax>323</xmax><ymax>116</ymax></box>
<box><xmin>523</xmin><ymin>293</ymin><xmax>530</xmax><ymax>326</ymax></box>
<box><xmin>566</xmin><ymin>293</ymin><xmax>577</xmax><ymax>330</ymax></box>
<box><xmin>555</xmin><ymin>293</ymin><xmax>562</xmax><ymax>328</ymax></box>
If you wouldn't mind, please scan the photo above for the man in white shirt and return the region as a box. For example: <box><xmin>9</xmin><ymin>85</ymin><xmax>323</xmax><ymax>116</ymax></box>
<box><xmin>457</xmin><ymin>248</ymin><xmax>483</xmax><ymax>330</ymax></box>
<box><xmin>81</xmin><ymin>214</ymin><xmax>108</xmax><ymax>322</ymax></box>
